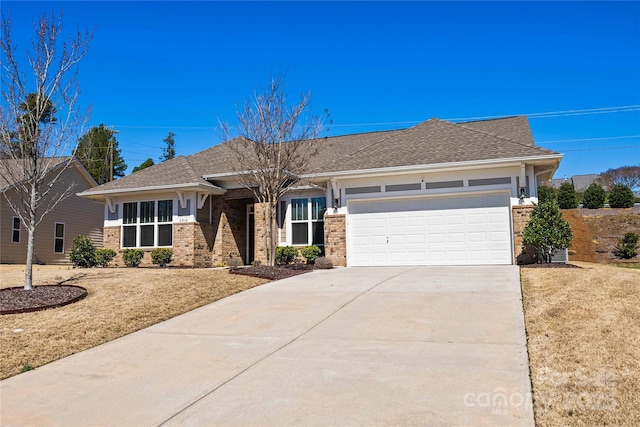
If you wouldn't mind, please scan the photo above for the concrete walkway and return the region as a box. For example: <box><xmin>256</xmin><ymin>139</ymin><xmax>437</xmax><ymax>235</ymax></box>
<box><xmin>1</xmin><ymin>266</ymin><xmax>533</xmax><ymax>426</ymax></box>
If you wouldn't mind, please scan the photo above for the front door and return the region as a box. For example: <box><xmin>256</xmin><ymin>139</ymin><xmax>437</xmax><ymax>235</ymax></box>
<box><xmin>247</xmin><ymin>204</ymin><xmax>255</xmax><ymax>265</ymax></box>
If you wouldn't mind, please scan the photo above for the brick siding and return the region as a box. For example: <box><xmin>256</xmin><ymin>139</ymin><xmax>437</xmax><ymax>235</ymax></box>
<box><xmin>512</xmin><ymin>205</ymin><xmax>536</xmax><ymax>264</ymax></box>
<box><xmin>324</xmin><ymin>214</ymin><xmax>347</xmax><ymax>266</ymax></box>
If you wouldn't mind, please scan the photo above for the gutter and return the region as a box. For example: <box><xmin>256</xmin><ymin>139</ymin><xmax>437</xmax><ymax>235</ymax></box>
<box><xmin>77</xmin><ymin>182</ymin><xmax>226</xmax><ymax>198</ymax></box>
<box><xmin>302</xmin><ymin>154</ymin><xmax>564</xmax><ymax>180</ymax></box>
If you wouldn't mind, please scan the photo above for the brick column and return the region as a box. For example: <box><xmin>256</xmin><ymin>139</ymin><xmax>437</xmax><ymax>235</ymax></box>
<box><xmin>253</xmin><ymin>202</ymin><xmax>270</xmax><ymax>264</ymax></box>
<box><xmin>103</xmin><ymin>226</ymin><xmax>123</xmax><ymax>266</ymax></box>
<box><xmin>324</xmin><ymin>214</ymin><xmax>346</xmax><ymax>266</ymax></box>
<box><xmin>512</xmin><ymin>205</ymin><xmax>536</xmax><ymax>264</ymax></box>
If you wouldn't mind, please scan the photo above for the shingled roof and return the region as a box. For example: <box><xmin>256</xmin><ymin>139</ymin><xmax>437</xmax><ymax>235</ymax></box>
<box><xmin>1</xmin><ymin>157</ymin><xmax>77</xmax><ymax>191</ymax></box>
<box><xmin>79</xmin><ymin>116</ymin><xmax>560</xmax><ymax>196</ymax></box>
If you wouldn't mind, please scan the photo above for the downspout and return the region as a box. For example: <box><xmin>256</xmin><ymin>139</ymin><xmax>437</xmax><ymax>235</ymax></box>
<box><xmin>534</xmin><ymin>167</ymin><xmax>557</xmax><ymax>194</ymax></box>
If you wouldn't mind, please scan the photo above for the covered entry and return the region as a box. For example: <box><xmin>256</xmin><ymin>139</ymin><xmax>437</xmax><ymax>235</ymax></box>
<box><xmin>348</xmin><ymin>193</ymin><xmax>512</xmax><ymax>266</ymax></box>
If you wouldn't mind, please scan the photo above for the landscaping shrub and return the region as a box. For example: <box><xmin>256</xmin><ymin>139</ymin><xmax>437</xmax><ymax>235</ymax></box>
<box><xmin>95</xmin><ymin>248</ymin><xmax>117</xmax><ymax>267</ymax></box>
<box><xmin>226</xmin><ymin>257</ymin><xmax>243</xmax><ymax>268</ymax></box>
<box><xmin>522</xmin><ymin>199</ymin><xmax>573</xmax><ymax>263</ymax></box>
<box><xmin>122</xmin><ymin>249</ymin><xmax>144</xmax><ymax>267</ymax></box>
<box><xmin>608</xmin><ymin>184</ymin><xmax>635</xmax><ymax>208</ymax></box>
<box><xmin>537</xmin><ymin>185</ymin><xmax>557</xmax><ymax>204</ymax></box>
<box><xmin>300</xmin><ymin>245</ymin><xmax>322</xmax><ymax>264</ymax></box>
<box><xmin>613</xmin><ymin>232</ymin><xmax>639</xmax><ymax>259</ymax></box>
<box><xmin>69</xmin><ymin>235</ymin><xmax>97</xmax><ymax>268</ymax></box>
<box><xmin>314</xmin><ymin>256</ymin><xmax>333</xmax><ymax>269</ymax></box>
<box><xmin>151</xmin><ymin>248</ymin><xmax>173</xmax><ymax>267</ymax></box>
<box><xmin>275</xmin><ymin>246</ymin><xmax>298</xmax><ymax>265</ymax></box>
<box><xmin>557</xmin><ymin>182</ymin><xmax>579</xmax><ymax>209</ymax></box>
<box><xmin>582</xmin><ymin>183</ymin><xmax>606</xmax><ymax>209</ymax></box>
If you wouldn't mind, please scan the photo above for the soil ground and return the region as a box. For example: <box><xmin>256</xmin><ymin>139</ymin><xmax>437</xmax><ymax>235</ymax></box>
<box><xmin>562</xmin><ymin>207</ymin><xmax>640</xmax><ymax>264</ymax></box>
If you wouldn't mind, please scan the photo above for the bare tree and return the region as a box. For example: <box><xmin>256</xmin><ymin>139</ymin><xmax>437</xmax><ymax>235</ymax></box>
<box><xmin>0</xmin><ymin>11</ymin><xmax>92</xmax><ymax>289</ymax></box>
<box><xmin>598</xmin><ymin>165</ymin><xmax>640</xmax><ymax>192</ymax></box>
<box><xmin>219</xmin><ymin>76</ymin><xmax>328</xmax><ymax>266</ymax></box>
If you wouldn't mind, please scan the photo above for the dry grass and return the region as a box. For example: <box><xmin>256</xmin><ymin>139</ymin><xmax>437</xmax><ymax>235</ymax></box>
<box><xmin>521</xmin><ymin>262</ymin><xmax>640</xmax><ymax>426</ymax></box>
<box><xmin>0</xmin><ymin>265</ymin><xmax>268</xmax><ymax>379</ymax></box>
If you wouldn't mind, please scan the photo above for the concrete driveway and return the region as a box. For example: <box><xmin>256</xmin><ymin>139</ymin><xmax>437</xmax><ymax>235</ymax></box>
<box><xmin>1</xmin><ymin>266</ymin><xmax>533</xmax><ymax>426</ymax></box>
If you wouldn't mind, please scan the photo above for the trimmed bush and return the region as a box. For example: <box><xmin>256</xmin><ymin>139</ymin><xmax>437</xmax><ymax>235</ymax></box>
<box><xmin>300</xmin><ymin>245</ymin><xmax>322</xmax><ymax>264</ymax></box>
<box><xmin>582</xmin><ymin>183</ymin><xmax>606</xmax><ymax>209</ymax></box>
<box><xmin>275</xmin><ymin>246</ymin><xmax>298</xmax><ymax>265</ymax></box>
<box><xmin>557</xmin><ymin>182</ymin><xmax>579</xmax><ymax>209</ymax></box>
<box><xmin>226</xmin><ymin>257</ymin><xmax>243</xmax><ymax>268</ymax></box>
<box><xmin>122</xmin><ymin>249</ymin><xmax>144</xmax><ymax>267</ymax></box>
<box><xmin>69</xmin><ymin>235</ymin><xmax>97</xmax><ymax>268</ymax></box>
<box><xmin>608</xmin><ymin>184</ymin><xmax>635</xmax><ymax>208</ymax></box>
<box><xmin>537</xmin><ymin>185</ymin><xmax>557</xmax><ymax>204</ymax></box>
<box><xmin>151</xmin><ymin>248</ymin><xmax>173</xmax><ymax>267</ymax></box>
<box><xmin>314</xmin><ymin>256</ymin><xmax>333</xmax><ymax>269</ymax></box>
<box><xmin>522</xmin><ymin>199</ymin><xmax>573</xmax><ymax>263</ymax></box>
<box><xmin>96</xmin><ymin>248</ymin><xmax>116</xmax><ymax>267</ymax></box>
<box><xmin>613</xmin><ymin>232</ymin><xmax>639</xmax><ymax>259</ymax></box>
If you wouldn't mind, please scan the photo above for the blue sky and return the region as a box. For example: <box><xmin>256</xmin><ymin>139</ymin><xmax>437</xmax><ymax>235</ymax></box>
<box><xmin>2</xmin><ymin>1</ymin><xmax>639</xmax><ymax>178</ymax></box>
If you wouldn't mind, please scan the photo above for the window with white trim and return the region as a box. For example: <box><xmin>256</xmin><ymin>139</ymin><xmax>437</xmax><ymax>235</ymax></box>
<box><xmin>11</xmin><ymin>217</ymin><xmax>20</xmax><ymax>243</ymax></box>
<box><xmin>290</xmin><ymin>197</ymin><xmax>326</xmax><ymax>246</ymax></box>
<box><xmin>122</xmin><ymin>200</ymin><xmax>173</xmax><ymax>248</ymax></box>
<box><xmin>54</xmin><ymin>223</ymin><xmax>65</xmax><ymax>253</ymax></box>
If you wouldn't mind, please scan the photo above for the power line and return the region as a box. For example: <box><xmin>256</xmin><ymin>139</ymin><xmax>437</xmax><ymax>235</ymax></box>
<box><xmin>538</xmin><ymin>135</ymin><xmax>640</xmax><ymax>144</ymax></box>
<box><xmin>105</xmin><ymin>104</ymin><xmax>640</xmax><ymax>131</ymax></box>
<box><xmin>562</xmin><ymin>145</ymin><xmax>640</xmax><ymax>152</ymax></box>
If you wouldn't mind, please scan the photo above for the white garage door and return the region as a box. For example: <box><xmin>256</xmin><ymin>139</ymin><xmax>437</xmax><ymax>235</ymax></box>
<box><xmin>348</xmin><ymin>193</ymin><xmax>512</xmax><ymax>266</ymax></box>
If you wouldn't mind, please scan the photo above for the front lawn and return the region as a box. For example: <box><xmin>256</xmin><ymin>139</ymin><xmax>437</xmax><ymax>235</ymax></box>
<box><xmin>521</xmin><ymin>262</ymin><xmax>640</xmax><ymax>425</ymax></box>
<box><xmin>0</xmin><ymin>265</ymin><xmax>268</xmax><ymax>379</ymax></box>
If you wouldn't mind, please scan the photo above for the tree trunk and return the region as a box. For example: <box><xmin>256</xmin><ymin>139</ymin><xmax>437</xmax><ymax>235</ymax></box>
<box><xmin>267</xmin><ymin>202</ymin><xmax>277</xmax><ymax>266</ymax></box>
<box><xmin>24</xmin><ymin>184</ymin><xmax>37</xmax><ymax>290</ymax></box>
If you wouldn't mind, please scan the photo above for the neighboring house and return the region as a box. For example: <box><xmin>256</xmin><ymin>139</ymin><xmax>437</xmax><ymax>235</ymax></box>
<box><xmin>78</xmin><ymin>116</ymin><xmax>562</xmax><ymax>267</ymax></box>
<box><xmin>1</xmin><ymin>157</ymin><xmax>104</xmax><ymax>265</ymax></box>
<box><xmin>546</xmin><ymin>174</ymin><xmax>603</xmax><ymax>192</ymax></box>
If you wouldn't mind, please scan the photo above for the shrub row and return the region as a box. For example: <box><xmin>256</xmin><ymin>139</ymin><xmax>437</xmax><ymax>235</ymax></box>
<box><xmin>70</xmin><ymin>235</ymin><xmax>172</xmax><ymax>268</ymax></box>
<box><xmin>540</xmin><ymin>183</ymin><xmax>635</xmax><ymax>209</ymax></box>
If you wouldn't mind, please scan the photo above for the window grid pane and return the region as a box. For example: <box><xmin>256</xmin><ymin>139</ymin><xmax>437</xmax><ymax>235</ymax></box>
<box><xmin>123</xmin><ymin>226</ymin><xmax>136</xmax><ymax>247</ymax></box>
<box><xmin>158</xmin><ymin>200</ymin><xmax>173</xmax><ymax>223</ymax></box>
<box><xmin>158</xmin><ymin>224</ymin><xmax>172</xmax><ymax>246</ymax></box>
<box><xmin>312</xmin><ymin>222</ymin><xmax>324</xmax><ymax>246</ymax></box>
<box><xmin>311</xmin><ymin>197</ymin><xmax>326</xmax><ymax>220</ymax></box>
<box><xmin>292</xmin><ymin>223</ymin><xmax>308</xmax><ymax>245</ymax></box>
<box><xmin>140</xmin><ymin>225</ymin><xmax>154</xmax><ymax>246</ymax></box>
<box><xmin>140</xmin><ymin>201</ymin><xmax>154</xmax><ymax>223</ymax></box>
<box><xmin>123</xmin><ymin>203</ymin><xmax>137</xmax><ymax>224</ymax></box>
<box><xmin>291</xmin><ymin>198</ymin><xmax>308</xmax><ymax>221</ymax></box>
<box><xmin>55</xmin><ymin>223</ymin><xmax>64</xmax><ymax>238</ymax></box>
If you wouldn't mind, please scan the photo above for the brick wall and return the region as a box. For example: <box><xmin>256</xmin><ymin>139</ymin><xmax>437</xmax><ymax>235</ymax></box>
<box><xmin>211</xmin><ymin>196</ymin><xmax>249</xmax><ymax>265</ymax></box>
<box><xmin>324</xmin><ymin>214</ymin><xmax>346</xmax><ymax>266</ymax></box>
<box><xmin>512</xmin><ymin>205</ymin><xmax>536</xmax><ymax>264</ymax></box>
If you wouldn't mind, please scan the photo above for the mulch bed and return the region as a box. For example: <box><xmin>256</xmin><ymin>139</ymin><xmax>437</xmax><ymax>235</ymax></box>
<box><xmin>0</xmin><ymin>285</ymin><xmax>88</xmax><ymax>315</ymax></box>
<box><xmin>520</xmin><ymin>263</ymin><xmax>582</xmax><ymax>269</ymax></box>
<box><xmin>230</xmin><ymin>264</ymin><xmax>314</xmax><ymax>280</ymax></box>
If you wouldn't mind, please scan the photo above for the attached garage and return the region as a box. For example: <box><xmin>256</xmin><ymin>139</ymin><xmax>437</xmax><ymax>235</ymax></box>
<box><xmin>348</xmin><ymin>192</ymin><xmax>512</xmax><ymax>266</ymax></box>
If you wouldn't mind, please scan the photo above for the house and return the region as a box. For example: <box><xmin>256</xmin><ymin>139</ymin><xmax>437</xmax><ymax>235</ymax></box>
<box><xmin>1</xmin><ymin>157</ymin><xmax>104</xmax><ymax>265</ymax></box>
<box><xmin>545</xmin><ymin>174</ymin><xmax>603</xmax><ymax>192</ymax></box>
<box><xmin>78</xmin><ymin>116</ymin><xmax>562</xmax><ymax>267</ymax></box>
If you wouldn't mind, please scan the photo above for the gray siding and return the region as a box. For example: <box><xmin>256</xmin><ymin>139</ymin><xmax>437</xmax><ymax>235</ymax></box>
<box><xmin>0</xmin><ymin>164</ymin><xmax>103</xmax><ymax>265</ymax></box>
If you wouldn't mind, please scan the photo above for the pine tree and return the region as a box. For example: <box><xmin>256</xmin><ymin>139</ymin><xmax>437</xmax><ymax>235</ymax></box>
<box><xmin>160</xmin><ymin>132</ymin><xmax>176</xmax><ymax>162</ymax></box>
<box><xmin>75</xmin><ymin>124</ymin><xmax>127</xmax><ymax>184</ymax></box>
